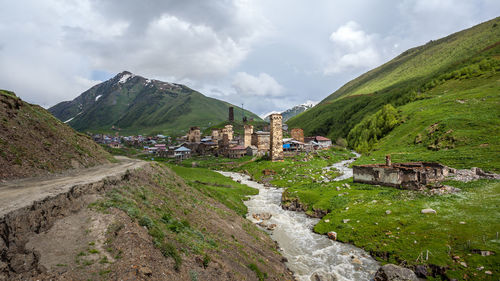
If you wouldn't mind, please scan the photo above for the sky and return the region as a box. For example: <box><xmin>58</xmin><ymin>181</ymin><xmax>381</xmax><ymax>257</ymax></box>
<box><xmin>0</xmin><ymin>1</ymin><xmax>499</xmax><ymax>116</ymax></box>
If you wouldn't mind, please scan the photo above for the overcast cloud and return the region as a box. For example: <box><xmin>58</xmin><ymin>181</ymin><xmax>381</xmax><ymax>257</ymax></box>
<box><xmin>0</xmin><ymin>0</ymin><xmax>499</xmax><ymax>115</ymax></box>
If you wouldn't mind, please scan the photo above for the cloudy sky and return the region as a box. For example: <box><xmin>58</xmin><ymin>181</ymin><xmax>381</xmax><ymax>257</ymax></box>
<box><xmin>1</xmin><ymin>1</ymin><xmax>499</xmax><ymax>116</ymax></box>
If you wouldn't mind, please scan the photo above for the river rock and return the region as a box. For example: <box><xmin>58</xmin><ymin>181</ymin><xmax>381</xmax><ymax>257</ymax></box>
<box><xmin>267</xmin><ymin>224</ymin><xmax>277</xmax><ymax>231</ymax></box>
<box><xmin>327</xmin><ymin>231</ymin><xmax>337</xmax><ymax>241</ymax></box>
<box><xmin>414</xmin><ymin>265</ymin><xmax>428</xmax><ymax>278</ymax></box>
<box><xmin>351</xmin><ymin>257</ymin><xmax>362</xmax><ymax>265</ymax></box>
<box><xmin>421</xmin><ymin>208</ymin><xmax>437</xmax><ymax>214</ymax></box>
<box><xmin>310</xmin><ymin>270</ymin><xmax>338</xmax><ymax>281</ymax></box>
<box><xmin>374</xmin><ymin>264</ymin><xmax>418</xmax><ymax>281</ymax></box>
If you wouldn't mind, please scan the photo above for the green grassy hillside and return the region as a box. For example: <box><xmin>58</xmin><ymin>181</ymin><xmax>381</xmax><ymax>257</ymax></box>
<box><xmin>288</xmin><ymin>17</ymin><xmax>500</xmax><ymax>171</ymax></box>
<box><xmin>0</xmin><ymin>90</ymin><xmax>111</xmax><ymax>180</ymax></box>
<box><xmin>49</xmin><ymin>72</ymin><xmax>262</xmax><ymax>136</ymax></box>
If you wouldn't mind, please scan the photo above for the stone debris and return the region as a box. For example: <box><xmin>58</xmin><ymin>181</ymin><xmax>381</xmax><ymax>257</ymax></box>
<box><xmin>448</xmin><ymin>167</ymin><xmax>500</xmax><ymax>182</ymax></box>
<box><xmin>343</xmin><ymin>219</ymin><xmax>350</xmax><ymax>223</ymax></box>
<box><xmin>427</xmin><ymin>185</ymin><xmax>461</xmax><ymax>195</ymax></box>
<box><xmin>385</xmin><ymin>210</ymin><xmax>392</xmax><ymax>215</ymax></box>
<box><xmin>421</xmin><ymin>208</ymin><xmax>437</xmax><ymax>214</ymax></box>
<box><xmin>485</xmin><ymin>270</ymin><xmax>492</xmax><ymax>275</ymax></box>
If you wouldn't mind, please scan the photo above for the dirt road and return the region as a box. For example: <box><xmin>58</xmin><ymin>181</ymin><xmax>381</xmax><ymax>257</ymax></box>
<box><xmin>0</xmin><ymin>156</ymin><xmax>147</xmax><ymax>217</ymax></box>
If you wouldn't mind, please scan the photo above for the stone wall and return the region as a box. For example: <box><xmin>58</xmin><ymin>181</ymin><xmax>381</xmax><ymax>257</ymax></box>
<box><xmin>270</xmin><ymin>114</ymin><xmax>284</xmax><ymax>161</ymax></box>
<box><xmin>290</xmin><ymin>128</ymin><xmax>304</xmax><ymax>143</ymax></box>
<box><xmin>244</xmin><ymin>125</ymin><xmax>253</xmax><ymax>148</ymax></box>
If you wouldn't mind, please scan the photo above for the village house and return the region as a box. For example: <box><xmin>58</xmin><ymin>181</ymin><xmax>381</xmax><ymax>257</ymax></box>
<box><xmin>174</xmin><ymin>146</ymin><xmax>192</xmax><ymax>160</ymax></box>
<box><xmin>353</xmin><ymin>155</ymin><xmax>449</xmax><ymax>190</ymax></box>
<box><xmin>227</xmin><ymin>145</ymin><xmax>247</xmax><ymax>158</ymax></box>
<box><xmin>246</xmin><ymin>145</ymin><xmax>258</xmax><ymax>156</ymax></box>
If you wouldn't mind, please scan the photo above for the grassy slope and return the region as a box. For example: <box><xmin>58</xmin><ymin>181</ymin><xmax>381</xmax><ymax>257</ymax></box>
<box><xmin>0</xmin><ymin>90</ymin><xmax>112</xmax><ymax>180</ymax></box>
<box><xmin>287</xmin><ymin>17</ymin><xmax>500</xmax><ymax>151</ymax></box>
<box><xmin>168</xmin><ymin>165</ymin><xmax>258</xmax><ymax>217</ymax></box>
<box><xmin>92</xmin><ymin>163</ymin><xmax>291</xmax><ymax>280</ymax></box>
<box><xmin>355</xmin><ymin>74</ymin><xmax>500</xmax><ymax>172</ymax></box>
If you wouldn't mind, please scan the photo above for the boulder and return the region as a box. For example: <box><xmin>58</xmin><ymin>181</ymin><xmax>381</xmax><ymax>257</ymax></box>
<box><xmin>414</xmin><ymin>265</ymin><xmax>428</xmax><ymax>278</ymax></box>
<box><xmin>421</xmin><ymin>208</ymin><xmax>437</xmax><ymax>214</ymax></box>
<box><xmin>374</xmin><ymin>264</ymin><xmax>418</xmax><ymax>281</ymax></box>
<box><xmin>310</xmin><ymin>270</ymin><xmax>338</xmax><ymax>281</ymax></box>
<box><xmin>327</xmin><ymin>231</ymin><xmax>337</xmax><ymax>241</ymax></box>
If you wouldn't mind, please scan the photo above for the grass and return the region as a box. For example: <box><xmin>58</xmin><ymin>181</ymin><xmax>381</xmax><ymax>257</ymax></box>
<box><xmin>248</xmin><ymin>263</ymin><xmax>268</xmax><ymax>281</ymax></box>
<box><xmin>167</xmin><ymin>164</ymin><xmax>258</xmax><ymax>216</ymax></box>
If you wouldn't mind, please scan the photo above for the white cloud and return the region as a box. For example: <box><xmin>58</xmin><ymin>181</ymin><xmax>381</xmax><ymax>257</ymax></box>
<box><xmin>324</xmin><ymin>21</ymin><xmax>382</xmax><ymax>75</ymax></box>
<box><xmin>232</xmin><ymin>72</ymin><xmax>284</xmax><ymax>97</ymax></box>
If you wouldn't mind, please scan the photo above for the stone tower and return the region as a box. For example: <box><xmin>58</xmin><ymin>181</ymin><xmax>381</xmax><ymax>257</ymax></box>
<box><xmin>244</xmin><ymin>124</ymin><xmax>253</xmax><ymax>148</ymax></box>
<box><xmin>188</xmin><ymin>127</ymin><xmax>201</xmax><ymax>143</ymax></box>
<box><xmin>290</xmin><ymin>128</ymin><xmax>304</xmax><ymax>143</ymax></box>
<box><xmin>269</xmin><ymin>114</ymin><xmax>284</xmax><ymax>161</ymax></box>
<box><xmin>228</xmin><ymin>107</ymin><xmax>234</xmax><ymax>122</ymax></box>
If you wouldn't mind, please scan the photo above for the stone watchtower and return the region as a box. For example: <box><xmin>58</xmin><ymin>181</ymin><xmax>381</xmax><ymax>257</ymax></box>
<box><xmin>244</xmin><ymin>124</ymin><xmax>253</xmax><ymax>148</ymax></box>
<box><xmin>269</xmin><ymin>113</ymin><xmax>284</xmax><ymax>161</ymax></box>
<box><xmin>228</xmin><ymin>107</ymin><xmax>234</xmax><ymax>122</ymax></box>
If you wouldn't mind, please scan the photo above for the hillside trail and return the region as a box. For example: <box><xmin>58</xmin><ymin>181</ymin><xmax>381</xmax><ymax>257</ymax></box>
<box><xmin>0</xmin><ymin>156</ymin><xmax>147</xmax><ymax>217</ymax></box>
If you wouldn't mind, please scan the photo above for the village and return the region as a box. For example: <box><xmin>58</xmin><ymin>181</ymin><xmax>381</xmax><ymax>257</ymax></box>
<box><xmin>93</xmin><ymin>107</ymin><xmax>334</xmax><ymax>161</ymax></box>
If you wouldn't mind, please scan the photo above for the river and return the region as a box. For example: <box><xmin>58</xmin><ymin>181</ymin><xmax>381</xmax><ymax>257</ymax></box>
<box><xmin>218</xmin><ymin>154</ymin><xmax>379</xmax><ymax>281</ymax></box>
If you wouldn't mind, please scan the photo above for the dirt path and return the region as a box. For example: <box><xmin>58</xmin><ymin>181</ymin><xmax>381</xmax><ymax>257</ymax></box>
<box><xmin>0</xmin><ymin>156</ymin><xmax>147</xmax><ymax>217</ymax></box>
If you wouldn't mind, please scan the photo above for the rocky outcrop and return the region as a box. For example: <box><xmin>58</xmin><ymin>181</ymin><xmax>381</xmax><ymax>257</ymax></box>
<box><xmin>0</xmin><ymin>170</ymin><xmax>134</xmax><ymax>280</ymax></box>
<box><xmin>374</xmin><ymin>264</ymin><xmax>418</xmax><ymax>281</ymax></box>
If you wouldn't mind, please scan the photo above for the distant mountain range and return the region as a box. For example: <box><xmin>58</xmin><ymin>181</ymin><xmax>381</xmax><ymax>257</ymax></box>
<box><xmin>261</xmin><ymin>100</ymin><xmax>317</xmax><ymax>122</ymax></box>
<box><xmin>49</xmin><ymin>71</ymin><xmax>261</xmax><ymax>135</ymax></box>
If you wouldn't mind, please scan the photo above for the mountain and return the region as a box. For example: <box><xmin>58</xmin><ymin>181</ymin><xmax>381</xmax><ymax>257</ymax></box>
<box><xmin>49</xmin><ymin>71</ymin><xmax>262</xmax><ymax>135</ymax></box>
<box><xmin>288</xmin><ymin>17</ymin><xmax>500</xmax><ymax>171</ymax></box>
<box><xmin>0</xmin><ymin>90</ymin><xmax>111</xmax><ymax>180</ymax></box>
<box><xmin>281</xmin><ymin>100</ymin><xmax>317</xmax><ymax>122</ymax></box>
<box><xmin>262</xmin><ymin>100</ymin><xmax>317</xmax><ymax>122</ymax></box>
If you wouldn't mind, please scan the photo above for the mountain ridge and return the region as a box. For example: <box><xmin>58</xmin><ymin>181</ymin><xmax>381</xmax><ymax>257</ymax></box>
<box><xmin>50</xmin><ymin>71</ymin><xmax>261</xmax><ymax>135</ymax></box>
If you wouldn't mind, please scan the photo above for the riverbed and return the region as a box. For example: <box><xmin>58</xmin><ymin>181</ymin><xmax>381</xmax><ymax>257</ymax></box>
<box><xmin>218</xmin><ymin>155</ymin><xmax>379</xmax><ymax>281</ymax></box>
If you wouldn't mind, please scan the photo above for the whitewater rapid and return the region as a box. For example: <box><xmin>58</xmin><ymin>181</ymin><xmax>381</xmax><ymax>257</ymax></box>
<box><xmin>218</xmin><ymin>154</ymin><xmax>379</xmax><ymax>281</ymax></box>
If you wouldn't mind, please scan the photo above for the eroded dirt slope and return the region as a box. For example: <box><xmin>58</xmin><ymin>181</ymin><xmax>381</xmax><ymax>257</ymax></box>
<box><xmin>2</xmin><ymin>162</ymin><xmax>293</xmax><ymax>281</ymax></box>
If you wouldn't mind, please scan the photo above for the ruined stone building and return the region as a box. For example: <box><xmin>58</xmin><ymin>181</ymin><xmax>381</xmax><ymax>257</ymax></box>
<box><xmin>244</xmin><ymin>125</ymin><xmax>253</xmax><ymax>148</ymax></box>
<box><xmin>353</xmin><ymin>155</ymin><xmax>449</xmax><ymax>190</ymax></box>
<box><xmin>290</xmin><ymin>128</ymin><xmax>304</xmax><ymax>143</ymax></box>
<box><xmin>269</xmin><ymin>113</ymin><xmax>284</xmax><ymax>162</ymax></box>
<box><xmin>187</xmin><ymin>127</ymin><xmax>201</xmax><ymax>143</ymax></box>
